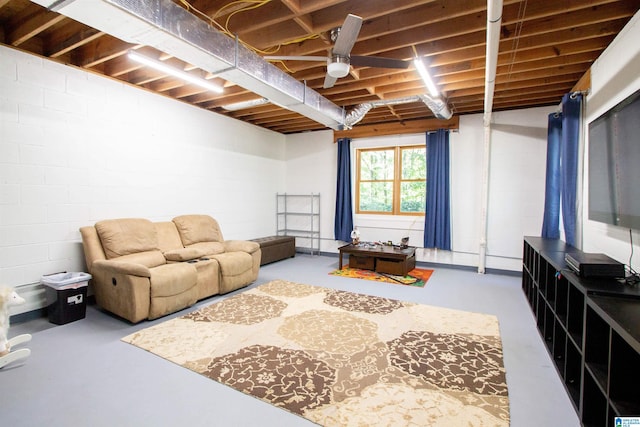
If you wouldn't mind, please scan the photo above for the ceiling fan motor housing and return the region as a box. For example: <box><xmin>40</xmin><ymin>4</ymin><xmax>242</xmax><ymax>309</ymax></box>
<box><xmin>328</xmin><ymin>54</ymin><xmax>350</xmax><ymax>78</ymax></box>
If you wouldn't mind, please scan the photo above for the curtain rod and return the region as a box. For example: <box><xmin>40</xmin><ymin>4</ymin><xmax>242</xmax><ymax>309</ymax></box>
<box><xmin>554</xmin><ymin>89</ymin><xmax>590</xmax><ymax>115</ymax></box>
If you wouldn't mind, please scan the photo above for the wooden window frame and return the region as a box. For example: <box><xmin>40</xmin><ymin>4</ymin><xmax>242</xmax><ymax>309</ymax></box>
<box><xmin>355</xmin><ymin>145</ymin><xmax>426</xmax><ymax>216</ymax></box>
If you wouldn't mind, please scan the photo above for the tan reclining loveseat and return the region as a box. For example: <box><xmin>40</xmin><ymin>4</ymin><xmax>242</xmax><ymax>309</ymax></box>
<box><xmin>79</xmin><ymin>214</ymin><xmax>261</xmax><ymax>323</ymax></box>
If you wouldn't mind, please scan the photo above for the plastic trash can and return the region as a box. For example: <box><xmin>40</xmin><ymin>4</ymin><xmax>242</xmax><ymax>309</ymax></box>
<box><xmin>41</xmin><ymin>272</ymin><xmax>91</xmax><ymax>325</ymax></box>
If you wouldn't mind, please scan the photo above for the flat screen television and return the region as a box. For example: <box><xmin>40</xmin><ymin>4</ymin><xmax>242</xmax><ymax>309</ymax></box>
<box><xmin>588</xmin><ymin>87</ymin><xmax>640</xmax><ymax>230</ymax></box>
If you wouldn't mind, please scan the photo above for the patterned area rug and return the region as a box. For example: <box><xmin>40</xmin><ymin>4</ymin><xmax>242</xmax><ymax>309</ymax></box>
<box><xmin>329</xmin><ymin>265</ymin><xmax>434</xmax><ymax>287</ymax></box>
<box><xmin>122</xmin><ymin>280</ymin><xmax>509</xmax><ymax>426</ymax></box>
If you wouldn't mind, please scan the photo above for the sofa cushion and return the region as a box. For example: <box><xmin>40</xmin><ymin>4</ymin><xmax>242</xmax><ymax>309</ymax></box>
<box><xmin>149</xmin><ymin>263</ymin><xmax>197</xmax><ymax>298</ymax></box>
<box><xmin>96</xmin><ymin>218</ymin><xmax>159</xmax><ymax>259</ymax></box>
<box><xmin>117</xmin><ymin>250</ymin><xmax>166</xmax><ymax>269</ymax></box>
<box><xmin>79</xmin><ymin>226</ymin><xmax>107</xmax><ymax>271</ymax></box>
<box><xmin>155</xmin><ymin>221</ymin><xmax>184</xmax><ymax>252</ymax></box>
<box><xmin>223</xmin><ymin>240</ymin><xmax>260</xmax><ymax>253</ymax></box>
<box><xmin>173</xmin><ymin>215</ymin><xmax>224</xmax><ymax>246</ymax></box>
<box><xmin>163</xmin><ymin>247</ymin><xmax>208</xmax><ymax>262</ymax></box>
<box><xmin>186</xmin><ymin>241</ymin><xmax>225</xmax><ymax>256</ymax></box>
<box><xmin>212</xmin><ymin>252</ymin><xmax>253</xmax><ymax>276</ymax></box>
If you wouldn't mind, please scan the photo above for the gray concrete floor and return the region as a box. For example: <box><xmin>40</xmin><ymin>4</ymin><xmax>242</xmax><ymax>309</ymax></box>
<box><xmin>2</xmin><ymin>254</ymin><xmax>580</xmax><ymax>426</ymax></box>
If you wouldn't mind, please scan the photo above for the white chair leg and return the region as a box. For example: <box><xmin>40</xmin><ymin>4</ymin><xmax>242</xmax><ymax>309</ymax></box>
<box><xmin>0</xmin><ymin>348</ymin><xmax>31</xmax><ymax>369</ymax></box>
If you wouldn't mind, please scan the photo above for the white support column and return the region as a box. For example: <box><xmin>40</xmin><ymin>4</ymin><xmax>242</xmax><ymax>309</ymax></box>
<box><xmin>478</xmin><ymin>115</ymin><xmax>492</xmax><ymax>274</ymax></box>
<box><xmin>478</xmin><ymin>0</ymin><xmax>503</xmax><ymax>274</ymax></box>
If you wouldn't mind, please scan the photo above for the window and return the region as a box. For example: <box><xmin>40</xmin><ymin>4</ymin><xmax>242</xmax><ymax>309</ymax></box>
<box><xmin>356</xmin><ymin>145</ymin><xmax>426</xmax><ymax>215</ymax></box>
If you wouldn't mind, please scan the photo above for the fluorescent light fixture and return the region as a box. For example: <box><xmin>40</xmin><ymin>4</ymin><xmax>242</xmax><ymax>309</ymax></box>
<box><xmin>128</xmin><ymin>50</ymin><xmax>223</xmax><ymax>94</ymax></box>
<box><xmin>413</xmin><ymin>58</ymin><xmax>439</xmax><ymax>97</ymax></box>
<box><xmin>221</xmin><ymin>98</ymin><xmax>270</xmax><ymax>111</ymax></box>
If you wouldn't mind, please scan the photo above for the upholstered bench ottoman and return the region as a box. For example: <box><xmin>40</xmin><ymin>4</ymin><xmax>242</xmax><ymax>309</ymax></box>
<box><xmin>250</xmin><ymin>236</ymin><xmax>296</xmax><ymax>265</ymax></box>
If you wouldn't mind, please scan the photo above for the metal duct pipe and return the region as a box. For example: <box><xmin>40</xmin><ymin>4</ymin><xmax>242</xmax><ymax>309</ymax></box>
<box><xmin>343</xmin><ymin>104</ymin><xmax>374</xmax><ymax>128</ymax></box>
<box><xmin>32</xmin><ymin>0</ymin><xmax>345</xmax><ymax>130</ymax></box>
<box><xmin>342</xmin><ymin>95</ymin><xmax>452</xmax><ymax>129</ymax></box>
<box><xmin>343</xmin><ymin>96</ymin><xmax>417</xmax><ymax>128</ymax></box>
<box><xmin>478</xmin><ymin>0</ymin><xmax>503</xmax><ymax>274</ymax></box>
<box><xmin>418</xmin><ymin>95</ymin><xmax>452</xmax><ymax>120</ymax></box>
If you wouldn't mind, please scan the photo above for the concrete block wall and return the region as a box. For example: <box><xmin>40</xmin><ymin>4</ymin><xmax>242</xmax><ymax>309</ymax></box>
<box><xmin>0</xmin><ymin>45</ymin><xmax>286</xmax><ymax>313</ymax></box>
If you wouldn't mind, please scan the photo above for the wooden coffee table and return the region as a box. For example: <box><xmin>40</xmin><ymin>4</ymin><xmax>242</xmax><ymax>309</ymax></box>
<box><xmin>338</xmin><ymin>243</ymin><xmax>416</xmax><ymax>276</ymax></box>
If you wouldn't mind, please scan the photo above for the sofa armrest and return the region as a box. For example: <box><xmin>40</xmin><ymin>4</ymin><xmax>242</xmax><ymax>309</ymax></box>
<box><xmin>92</xmin><ymin>259</ymin><xmax>151</xmax><ymax>278</ymax></box>
<box><xmin>223</xmin><ymin>240</ymin><xmax>260</xmax><ymax>254</ymax></box>
<box><xmin>163</xmin><ymin>247</ymin><xmax>208</xmax><ymax>262</ymax></box>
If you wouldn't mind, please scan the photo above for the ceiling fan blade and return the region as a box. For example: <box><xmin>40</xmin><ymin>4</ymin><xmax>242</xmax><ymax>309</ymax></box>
<box><xmin>350</xmin><ymin>55</ymin><xmax>410</xmax><ymax>69</ymax></box>
<box><xmin>265</xmin><ymin>56</ymin><xmax>327</xmax><ymax>62</ymax></box>
<box><xmin>323</xmin><ymin>74</ymin><xmax>338</xmax><ymax>89</ymax></box>
<box><xmin>333</xmin><ymin>14</ymin><xmax>363</xmax><ymax>56</ymax></box>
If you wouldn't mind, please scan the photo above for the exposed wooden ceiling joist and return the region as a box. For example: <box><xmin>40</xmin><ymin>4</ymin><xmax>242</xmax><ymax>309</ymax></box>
<box><xmin>0</xmin><ymin>0</ymin><xmax>636</xmax><ymax>134</ymax></box>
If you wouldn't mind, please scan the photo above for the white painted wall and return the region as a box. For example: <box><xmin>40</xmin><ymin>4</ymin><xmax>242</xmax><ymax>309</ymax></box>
<box><xmin>283</xmin><ymin>130</ymin><xmax>337</xmax><ymax>254</ymax></box>
<box><xmin>582</xmin><ymin>11</ymin><xmax>640</xmax><ymax>270</ymax></box>
<box><xmin>9</xmin><ymin>5</ymin><xmax>637</xmax><ymax>305</ymax></box>
<box><xmin>0</xmin><ymin>45</ymin><xmax>286</xmax><ymax>312</ymax></box>
<box><xmin>281</xmin><ymin>11</ymin><xmax>640</xmax><ymax>274</ymax></box>
<box><xmin>284</xmin><ymin>107</ymin><xmax>554</xmax><ymax>272</ymax></box>
<box><xmin>487</xmin><ymin>107</ymin><xmax>552</xmax><ymax>268</ymax></box>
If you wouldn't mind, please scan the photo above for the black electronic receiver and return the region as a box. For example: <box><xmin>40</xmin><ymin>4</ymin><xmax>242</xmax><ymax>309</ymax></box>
<box><xmin>564</xmin><ymin>252</ymin><xmax>625</xmax><ymax>278</ymax></box>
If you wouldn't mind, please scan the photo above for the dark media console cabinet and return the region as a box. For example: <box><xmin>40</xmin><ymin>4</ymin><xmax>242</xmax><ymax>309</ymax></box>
<box><xmin>522</xmin><ymin>237</ymin><xmax>640</xmax><ymax>427</ymax></box>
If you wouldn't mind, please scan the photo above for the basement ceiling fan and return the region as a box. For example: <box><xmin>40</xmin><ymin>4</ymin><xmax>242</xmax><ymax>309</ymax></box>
<box><xmin>265</xmin><ymin>14</ymin><xmax>410</xmax><ymax>89</ymax></box>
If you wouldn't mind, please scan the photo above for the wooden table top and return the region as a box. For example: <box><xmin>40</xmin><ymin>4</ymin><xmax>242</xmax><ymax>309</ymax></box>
<box><xmin>338</xmin><ymin>243</ymin><xmax>416</xmax><ymax>258</ymax></box>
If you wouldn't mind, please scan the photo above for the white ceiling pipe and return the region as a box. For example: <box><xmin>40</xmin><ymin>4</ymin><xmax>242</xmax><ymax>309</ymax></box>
<box><xmin>478</xmin><ymin>0</ymin><xmax>503</xmax><ymax>274</ymax></box>
<box><xmin>483</xmin><ymin>0</ymin><xmax>503</xmax><ymax>126</ymax></box>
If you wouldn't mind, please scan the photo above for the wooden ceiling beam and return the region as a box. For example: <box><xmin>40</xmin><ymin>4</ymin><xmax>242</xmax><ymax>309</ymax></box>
<box><xmin>241</xmin><ymin>0</ymin><xmax>436</xmax><ymax>50</ymax></box>
<box><xmin>105</xmin><ymin>54</ymin><xmax>142</xmax><ymax>77</ymax></box>
<box><xmin>270</xmin><ymin>0</ymin><xmax>630</xmax><ymax>79</ymax></box>
<box><xmin>247</xmin><ymin>0</ymin><xmax>444</xmax><ymax>56</ymax></box>
<box><xmin>572</xmin><ymin>69</ymin><xmax>591</xmax><ymax>93</ymax></box>
<box><xmin>449</xmin><ymin>77</ymin><xmax>578</xmax><ymax>98</ymax></box>
<box><xmin>261</xmin><ymin>0</ymin><xmax>625</xmax><ymax>61</ymax></box>
<box><xmin>330</xmin><ymin>48</ymin><xmax>598</xmax><ymax>101</ymax></box>
<box><xmin>1</xmin><ymin>0</ymin><xmax>634</xmax><ymax>134</ymax></box>
<box><xmin>333</xmin><ymin>116</ymin><xmax>460</xmax><ymax>141</ymax></box>
<box><xmin>195</xmin><ymin>0</ymin><xmax>347</xmax><ymax>35</ymax></box>
<box><xmin>47</xmin><ymin>26</ymin><xmax>104</xmax><ymax>58</ymax></box>
<box><xmin>349</xmin><ymin>23</ymin><xmax>611</xmax><ymax>85</ymax></box>
<box><xmin>273</xmin><ymin>13</ymin><xmax>485</xmax><ymax>61</ymax></box>
<box><xmin>191</xmin><ymin>87</ymin><xmax>253</xmax><ymax>107</ymax></box>
<box><xmin>171</xmin><ymin>84</ymin><xmax>217</xmax><ymax>99</ymax></box>
<box><xmin>434</xmin><ymin>37</ymin><xmax>610</xmax><ymax>77</ymax></box>
<box><xmin>75</xmin><ymin>35</ymin><xmax>135</xmax><ymax>68</ymax></box>
<box><xmin>502</xmin><ymin>0</ymin><xmax>639</xmax><ymax>40</ymax></box>
<box><xmin>306</xmin><ymin>44</ymin><xmax>594</xmax><ymax>102</ymax></box>
<box><xmin>251</xmin><ymin>112</ymin><xmax>311</xmax><ymax>126</ymax></box>
<box><xmin>6</xmin><ymin>6</ymin><xmax>65</xmax><ymax>47</ymax></box>
<box><xmin>233</xmin><ymin>107</ymin><xmax>302</xmax><ymax>122</ymax></box>
<box><xmin>143</xmin><ymin>77</ymin><xmax>185</xmax><ymax>93</ymax></box>
<box><xmin>225</xmin><ymin>2</ymin><xmax>296</xmax><ymax>35</ymax></box>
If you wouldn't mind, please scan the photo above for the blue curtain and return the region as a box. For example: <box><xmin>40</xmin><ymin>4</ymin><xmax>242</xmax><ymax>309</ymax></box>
<box><xmin>561</xmin><ymin>93</ymin><xmax>582</xmax><ymax>247</ymax></box>
<box><xmin>541</xmin><ymin>113</ymin><xmax>563</xmax><ymax>239</ymax></box>
<box><xmin>540</xmin><ymin>93</ymin><xmax>583</xmax><ymax>245</ymax></box>
<box><xmin>424</xmin><ymin>129</ymin><xmax>451</xmax><ymax>250</ymax></box>
<box><xmin>334</xmin><ymin>138</ymin><xmax>354</xmax><ymax>242</ymax></box>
